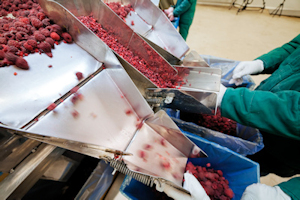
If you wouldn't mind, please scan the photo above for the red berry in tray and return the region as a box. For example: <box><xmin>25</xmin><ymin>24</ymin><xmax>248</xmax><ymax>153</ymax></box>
<box><xmin>15</xmin><ymin>57</ymin><xmax>29</xmax><ymax>69</ymax></box>
<box><xmin>61</xmin><ymin>32</ymin><xmax>72</xmax><ymax>43</ymax></box>
<box><xmin>47</xmin><ymin>103</ymin><xmax>56</xmax><ymax>111</ymax></box>
<box><xmin>75</xmin><ymin>72</ymin><xmax>84</xmax><ymax>80</ymax></box>
<box><xmin>50</xmin><ymin>32</ymin><xmax>60</xmax><ymax>41</ymax></box>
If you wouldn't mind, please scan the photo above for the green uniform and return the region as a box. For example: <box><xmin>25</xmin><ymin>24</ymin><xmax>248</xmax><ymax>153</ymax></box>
<box><xmin>221</xmin><ymin>34</ymin><xmax>300</xmax><ymax>199</ymax></box>
<box><xmin>172</xmin><ymin>0</ymin><xmax>197</xmax><ymax>40</ymax></box>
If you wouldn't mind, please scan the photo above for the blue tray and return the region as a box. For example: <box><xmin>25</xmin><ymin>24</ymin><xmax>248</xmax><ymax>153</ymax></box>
<box><xmin>120</xmin><ymin>132</ymin><xmax>260</xmax><ymax>200</ymax></box>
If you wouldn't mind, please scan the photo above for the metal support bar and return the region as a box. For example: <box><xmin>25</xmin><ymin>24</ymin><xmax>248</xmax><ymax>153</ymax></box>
<box><xmin>0</xmin><ymin>143</ymin><xmax>56</xmax><ymax>200</ymax></box>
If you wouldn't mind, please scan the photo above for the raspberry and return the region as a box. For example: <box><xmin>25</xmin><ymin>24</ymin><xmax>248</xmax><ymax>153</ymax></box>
<box><xmin>18</xmin><ymin>17</ymin><xmax>30</xmax><ymax>24</ymax></box>
<box><xmin>71</xmin><ymin>86</ymin><xmax>79</xmax><ymax>93</ymax></box>
<box><xmin>50</xmin><ymin>32</ymin><xmax>60</xmax><ymax>41</ymax></box>
<box><xmin>36</xmin><ymin>12</ymin><xmax>45</xmax><ymax>21</ymax></box>
<box><xmin>16</xmin><ymin>27</ymin><xmax>29</xmax><ymax>34</ymax></box>
<box><xmin>42</xmin><ymin>18</ymin><xmax>50</xmax><ymax>26</ymax></box>
<box><xmin>75</xmin><ymin>72</ymin><xmax>83</xmax><ymax>80</ymax></box>
<box><xmin>143</xmin><ymin>144</ymin><xmax>152</xmax><ymax>150</ymax></box>
<box><xmin>0</xmin><ymin>50</ymin><xmax>5</xmax><ymax>59</ymax></box>
<box><xmin>15</xmin><ymin>57</ymin><xmax>29</xmax><ymax>69</ymax></box>
<box><xmin>0</xmin><ymin>37</ymin><xmax>7</xmax><ymax>44</ymax></box>
<box><xmin>23</xmin><ymin>42</ymin><xmax>34</xmax><ymax>51</ymax></box>
<box><xmin>47</xmin><ymin>103</ymin><xmax>56</xmax><ymax>111</ymax></box>
<box><xmin>224</xmin><ymin>188</ymin><xmax>234</xmax><ymax>199</ymax></box>
<box><xmin>45</xmin><ymin>37</ymin><xmax>54</xmax><ymax>48</ymax></box>
<box><xmin>61</xmin><ymin>32</ymin><xmax>72</xmax><ymax>43</ymax></box>
<box><xmin>125</xmin><ymin>109</ymin><xmax>132</xmax><ymax>115</ymax></box>
<box><xmin>5</xmin><ymin>52</ymin><xmax>18</xmax><ymax>63</ymax></box>
<box><xmin>27</xmin><ymin>39</ymin><xmax>37</xmax><ymax>48</ymax></box>
<box><xmin>34</xmin><ymin>32</ymin><xmax>45</xmax><ymax>42</ymax></box>
<box><xmin>160</xmin><ymin>160</ymin><xmax>171</xmax><ymax>169</ymax></box>
<box><xmin>4</xmin><ymin>33</ymin><xmax>15</xmax><ymax>40</ymax></box>
<box><xmin>7</xmin><ymin>46</ymin><xmax>19</xmax><ymax>54</ymax></box>
<box><xmin>71</xmin><ymin>110</ymin><xmax>79</xmax><ymax>118</ymax></box>
<box><xmin>30</xmin><ymin>17</ymin><xmax>43</xmax><ymax>29</ymax></box>
<box><xmin>16</xmin><ymin>31</ymin><xmax>28</xmax><ymax>41</ymax></box>
<box><xmin>40</xmin><ymin>28</ymin><xmax>50</xmax><ymax>37</ymax></box>
<box><xmin>8</xmin><ymin>40</ymin><xmax>20</xmax><ymax>48</ymax></box>
<box><xmin>51</xmin><ymin>24</ymin><xmax>62</xmax><ymax>35</ymax></box>
<box><xmin>38</xmin><ymin>42</ymin><xmax>51</xmax><ymax>53</ymax></box>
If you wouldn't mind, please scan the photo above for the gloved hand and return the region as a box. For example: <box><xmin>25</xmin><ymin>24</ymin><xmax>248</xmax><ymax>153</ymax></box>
<box><xmin>217</xmin><ymin>84</ymin><xmax>227</xmax><ymax>107</ymax></box>
<box><xmin>168</xmin><ymin>12</ymin><xmax>175</xmax><ymax>22</ymax></box>
<box><xmin>229</xmin><ymin>60</ymin><xmax>264</xmax><ymax>86</ymax></box>
<box><xmin>164</xmin><ymin>7</ymin><xmax>174</xmax><ymax>15</ymax></box>
<box><xmin>241</xmin><ymin>183</ymin><xmax>291</xmax><ymax>200</ymax></box>
<box><xmin>155</xmin><ymin>172</ymin><xmax>210</xmax><ymax>200</ymax></box>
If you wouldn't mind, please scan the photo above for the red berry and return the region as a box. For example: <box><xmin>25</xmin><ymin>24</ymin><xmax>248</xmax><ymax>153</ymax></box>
<box><xmin>47</xmin><ymin>103</ymin><xmax>56</xmax><ymax>111</ymax></box>
<box><xmin>50</xmin><ymin>32</ymin><xmax>60</xmax><ymax>41</ymax></box>
<box><xmin>61</xmin><ymin>32</ymin><xmax>72</xmax><ymax>43</ymax></box>
<box><xmin>125</xmin><ymin>109</ymin><xmax>133</xmax><ymax>115</ymax></box>
<box><xmin>15</xmin><ymin>57</ymin><xmax>29</xmax><ymax>69</ymax></box>
<box><xmin>75</xmin><ymin>72</ymin><xmax>84</xmax><ymax>80</ymax></box>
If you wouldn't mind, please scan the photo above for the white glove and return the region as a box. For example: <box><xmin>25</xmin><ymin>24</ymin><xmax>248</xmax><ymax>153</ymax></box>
<box><xmin>241</xmin><ymin>183</ymin><xmax>291</xmax><ymax>200</ymax></box>
<box><xmin>155</xmin><ymin>172</ymin><xmax>210</xmax><ymax>200</ymax></box>
<box><xmin>217</xmin><ymin>84</ymin><xmax>227</xmax><ymax>107</ymax></box>
<box><xmin>164</xmin><ymin>7</ymin><xmax>174</xmax><ymax>15</ymax></box>
<box><xmin>229</xmin><ymin>60</ymin><xmax>264</xmax><ymax>86</ymax></box>
<box><xmin>168</xmin><ymin>12</ymin><xmax>175</xmax><ymax>22</ymax></box>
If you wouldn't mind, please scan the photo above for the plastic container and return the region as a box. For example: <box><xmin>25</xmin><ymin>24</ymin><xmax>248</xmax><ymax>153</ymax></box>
<box><xmin>165</xmin><ymin>108</ymin><xmax>264</xmax><ymax>156</ymax></box>
<box><xmin>172</xmin><ymin>17</ymin><xmax>180</xmax><ymax>29</ymax></box>
<box><xmin>200</xmin><ymin>54</ymin><xmax>256</xmax><ymax>90</ymax></box>
<box><xmin>120</xmin><ymin>131</ymin><xmax>260</xmax><ymax>200</ymax></box>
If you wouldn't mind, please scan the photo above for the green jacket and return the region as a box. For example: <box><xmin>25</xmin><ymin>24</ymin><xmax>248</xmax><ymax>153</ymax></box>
<box><xmin>221</xmin><ymin>34</ymin><xmax>300</xmax><ymax>199</ymax></box>
<box><xmin>172</xmin><ymin>0</ymin><xmax>197</xmax><ymax>40</ymax></box>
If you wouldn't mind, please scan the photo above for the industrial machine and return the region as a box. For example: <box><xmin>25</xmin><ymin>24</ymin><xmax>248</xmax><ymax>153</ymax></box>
<box><xmin>0</xmin><ymin>0</ymin><xmax>223</xmax><ymax>199</ymax></box>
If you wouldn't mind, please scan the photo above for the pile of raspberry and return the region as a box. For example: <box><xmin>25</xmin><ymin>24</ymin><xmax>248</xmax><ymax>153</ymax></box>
<box><xmin>78</xmin><ymin>15</ymin><xmax>184</xmax><ymax>88</ymax></box>
<box><xmin>186</xmin><ymin>162</ymin><xmax>234</xmax><ymax>200</ymax></box>
<box><xmin>0</xmin><ymin>0</ymin><xmax>72</xmax><ymax>69</ymax></box>
<box><xmin>105</xmin><ymin>2</ymin><xmax>133</xmax><ymax>20</ymax></box>
<box><xmin>197</xmin><ymin>109</ymin><xmax>237</xmax><ymax>136</ymax></box>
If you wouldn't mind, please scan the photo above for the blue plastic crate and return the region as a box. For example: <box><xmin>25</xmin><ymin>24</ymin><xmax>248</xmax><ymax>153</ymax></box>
<box><xmin>165</xmin><ymin>108</ymin><xmax>264</xmax><ymax>156</ymax></box>
<box><xmin>120</xmin><ymin>132</ymin><xmax>260</xmax><ymax>200</ymax></box>
<box><xmin>172</xmin><ymin>17</ymin><xmax>180</xmax><ymax>29</ymax></box>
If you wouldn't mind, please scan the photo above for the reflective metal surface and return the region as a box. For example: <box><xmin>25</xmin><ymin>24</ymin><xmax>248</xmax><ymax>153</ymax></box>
<box><xmin>123</xmin><ymin>123</ymin><xmax>188</xmax><ymax>186</ymax></box>
<box><xmin>106</xmin><ymin>0</ymin><xmax>189</xmax><ymax>60</ymax></box>
<box><xmin>175</xmin><ymin>66</ymin><xmax>221</xmax><ymax>91</ymax></box>
<box><xmin>51</xmin><ymin>0</ymin><xmax>178</xmax><ymax>88</ymax></box>
<box><xmin>145</xmin><ymin>110</ymin><xmax>208</xmax><ymax>158</ymax></box>
<box><xmin>26</xmin><ymin>70</ymin><xmax>146</xmax><ymax>152</ymax></box>
<box><xmin>0</xmin><ymin>43</ymin><xmax>102</xmax><ymax>128</ymax></box>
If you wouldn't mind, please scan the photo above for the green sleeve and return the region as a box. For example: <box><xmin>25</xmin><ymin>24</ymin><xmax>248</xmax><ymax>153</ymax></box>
<box><xmin>256</xmin><ymin>34</ymin><xmax>300</xmax><ymax>74</ymax></box>
<box><xmin>221</xmin><ymin>88</ymin><xmax>300</xmax><ymax>140</ymax></box>
<box><xmin>173</xmin><ymin>0</ymin><xmax>192</xmax><ymax>16</ymax></box>
<box><xmin>278</xmin><ymin>177</ymin><xmax>300</xmax><ymax>200</ymax></box>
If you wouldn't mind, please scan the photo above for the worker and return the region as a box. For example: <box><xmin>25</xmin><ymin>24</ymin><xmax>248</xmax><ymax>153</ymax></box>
<box><xmin>156</xmin><ymin>34</ymin><xmax>300</xmax><ymax>199</ymax></box>
<box><xmin>159</xmin><ymin>0</ymin><xmax>175</xmax><ymax>11</ymax></box>
<box><xmin>163</xmin><ymin>0</ymin><xmax>197</xmax><ymax>40</ymax></box>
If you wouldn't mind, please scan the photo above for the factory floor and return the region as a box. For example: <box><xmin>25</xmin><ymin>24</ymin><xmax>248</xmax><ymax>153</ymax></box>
<box><xmin>185</xmin><ymin>4</ymin><xmax>300</xmax><ymax>186</ymax></box>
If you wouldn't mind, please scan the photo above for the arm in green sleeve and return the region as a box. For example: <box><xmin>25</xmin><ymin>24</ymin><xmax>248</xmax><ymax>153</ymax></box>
<box><xmin>173</xmin><ymin>0</ymin><xmax>191</xmax><ymax>16</ymax></box>
<box><xmin>221</xmin><ymin>88</ymin><xmax>300</xmax><ymax>140</ymax></box>
<box><xmin>278</xmin><ymin>177</ymin><xmax>300</xmax><ymax>200</ymax></box>
<box><xmin>256</xmin><ymin>34</ymin><xmax>300</xmax><ymax>74</ymax></box>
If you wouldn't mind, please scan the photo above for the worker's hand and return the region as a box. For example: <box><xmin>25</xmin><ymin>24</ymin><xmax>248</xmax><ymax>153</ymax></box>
<box><xmin>217</xmin><ymin>84</ymin><xmax>227</xmax><ymax>107</ymax></box>
<box><xmin>241</xmin><ymin>183</ymin><xmax>291</xmax><ymax>200</ymax></box>
<box><xmin>229</xmin><ymin>60</ymin><xmax>264</xmax><ymax>86</ymax></box>
<box><xmin>168</xmin><ymin>12</ymin><xmax>174</xmax><ymax>21</ymax></box>
<box><xmin>155</xmin><ymin>172</ymin><xmax>210</xmax><ymax>200</ymax></box>
<box><xmin>164</xmin><ymin>7</ymin><xmax>174</xmax><ymax>15</ymax></box>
